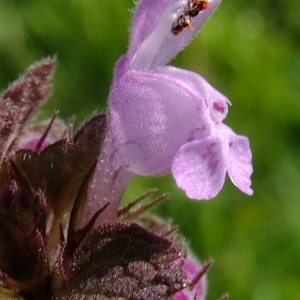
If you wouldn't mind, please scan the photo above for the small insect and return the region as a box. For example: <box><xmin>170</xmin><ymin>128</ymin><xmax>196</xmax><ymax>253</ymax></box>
<box><xmin>171</xmin><ymin>0</ymin><xmax>210</xmax><ymax>36</ymax></box>
<box><xmin>171</xmin><ymin>15</ymin><xmax>193</xmax><ymax>36</ymax></box>
<box><xmin>186</xmin><ymin>0</ymin><xmax>210</xmax><ymax>17</ymax></box>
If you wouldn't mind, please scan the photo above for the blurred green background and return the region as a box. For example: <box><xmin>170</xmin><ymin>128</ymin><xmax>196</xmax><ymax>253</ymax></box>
<box><xmin>1</xmin><ymin>0</ymin><xmax>300</xmax><ymax>299</ymax></box>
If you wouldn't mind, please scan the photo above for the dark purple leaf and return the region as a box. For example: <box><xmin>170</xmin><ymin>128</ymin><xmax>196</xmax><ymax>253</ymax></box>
<box><xmin>0</xmin><ymin>59</ymin><xmax>56</xmax><ymax>163</ymax></box>
<box><xmin>0</xmin><ymin>161</ymin><xmax>46</xmax><ymax>236</ymax></box>
<box><xmin>10</xmin><ymin>115</ymin><xmax>106</xmax><ymax>251</ymax></box>
<box><xmin>11</xmin><ymin>115</ymin><xmax>106</xmax><ymax>222</ymax></box>
<box><xmin>53</xmin><ymin>222</ymin><xmax>187</xmax><ymax>299</ymax></box>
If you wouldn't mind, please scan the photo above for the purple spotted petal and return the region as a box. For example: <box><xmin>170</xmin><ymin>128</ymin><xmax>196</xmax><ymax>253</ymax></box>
<box><xmin>153</xmin><ymin>66</ymin><xmax>230</xmax><ymax>122</ymax></box>
<box><xmin>172</xmin><ymin>138</ymin><xmax>226</xmax><ymax>199</ymax></box>
<box><xmin>89</xmin><ymin>0</ymin><xmax>253</xmax><ymax>210</ymax></box>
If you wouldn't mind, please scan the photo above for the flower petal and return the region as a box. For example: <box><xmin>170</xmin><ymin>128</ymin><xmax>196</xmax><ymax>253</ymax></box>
<box><xmin>110</xmin><ymin>67</ymin><xmax>210</xmax><ymax>175</ymax></box>
<box><xmin>221</xmin><ymin>125</ymin><xmax>253</xmax><ymax>195</ymax></box>
<box><xmin>129</xmin><ymin>0</ymin><xmax>170</xmax><ymax>58</ymax></box>
<box><xmin>155</xmin><ymin>65</ymin><xmax>230</xmax><ymax>122</ymax></box>
<box><xmin>172</xmin><ymin>138</ymin><xmax>226</xmax><ymax>200</ymax></box>
<box><xmin>130</xmin><ymin>0</ymin><xmax>222</xmax><ymax>70</ymax></box>
<box><xmin>175</xmin><ymin>253</ymin><xmax>207</xmax><ymax>300</ymax></box>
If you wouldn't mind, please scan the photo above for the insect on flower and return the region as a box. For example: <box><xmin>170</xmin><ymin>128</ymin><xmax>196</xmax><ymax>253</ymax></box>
<box><xmin>171</xmin><ymin>15</ymin><xmax>193</xmax><ymax>36</ymax></box>
<box><xmin>171</xmin><ymin>0</ymin><xmax>210</xmax><ymax>35</ymax></box>
<box><xmin>186</xmin><ymin>0</ymin><xmax>210</xmax><ymax>17</ymax></box>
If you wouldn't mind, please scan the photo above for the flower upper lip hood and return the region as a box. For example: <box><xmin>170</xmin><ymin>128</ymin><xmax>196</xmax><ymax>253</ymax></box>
<box><xmin>107</xmin><ymin>0</ymin><xmax>253</xmax><ymax>200</ymax></box>
<box><xmin>129</xmin><ymin>0</ymin><xmax>221</xmax><ymax>71</ymax></box>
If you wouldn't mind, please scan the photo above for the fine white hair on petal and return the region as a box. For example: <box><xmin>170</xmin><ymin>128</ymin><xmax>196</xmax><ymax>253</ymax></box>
<box><xmin>130</xmin><ymin>0</ymin><xmax>221</xmax><ymax>70</ymax></box>
<box><xmin>131</xmin><ymin>0</ymin><xmax>188</xmax><ymax>71</ymax></box>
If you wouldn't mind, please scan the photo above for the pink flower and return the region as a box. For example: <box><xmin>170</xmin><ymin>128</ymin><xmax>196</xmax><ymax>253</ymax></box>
<box><xmin>174</xmin><ymin>253</ymin><xmax>209</xmax><ymax>300</ymax></box>
<box><xmin>107</xmin><ymin>0</ymin><xmax>253</xmax><ymax>200</ymax></box>
<box><xmin>87</xmin><ymin>0</ymin><xmax>253</xmax><ymax>226</ymax></box>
